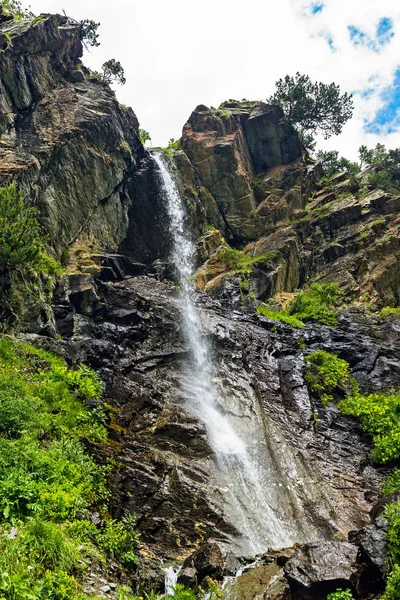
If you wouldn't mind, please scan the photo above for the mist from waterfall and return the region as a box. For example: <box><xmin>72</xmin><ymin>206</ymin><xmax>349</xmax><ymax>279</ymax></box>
<box><xmin>152</xmin><ymin>151</ymin><xmax>304</xmax><ymax>554</ymax></box>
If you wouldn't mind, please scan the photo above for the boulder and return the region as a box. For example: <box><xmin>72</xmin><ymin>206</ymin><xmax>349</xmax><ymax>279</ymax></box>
<box><xmin>284</xmin><ymin>541</ymin><xmax>382</xmax><ymax>599</ymax></box>
<box><xmin>224</xmin><ymin>564</ymin><xmax>290</xmax><ymax>600</ymax></box>
<box><xmin>182</xmin><ymin>542</ymin><xmax>225</xmax><ymax>583</ymax></box>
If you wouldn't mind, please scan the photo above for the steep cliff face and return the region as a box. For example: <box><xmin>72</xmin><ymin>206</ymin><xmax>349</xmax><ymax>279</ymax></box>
<box><xmin>175</xmin><ymin>102</ymin><xmax>400</xmax><ymax>307</ymax></box>
<box><xmin>175</xmin><ymin>101</ymin><xmax>305</xmax><ymax>242</ymax></box>
<box><xmin>0</xmin><ymin>15</ymin><xmax>168</xmax><ymax>264</ymax></box>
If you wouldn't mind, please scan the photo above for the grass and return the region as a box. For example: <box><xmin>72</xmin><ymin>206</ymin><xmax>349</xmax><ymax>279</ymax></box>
<box><xmin>0</xmin><ymin>336</ymin><xmax>138</xmax><ymax>599</ymax></box>
<box><xmin>256</xmin><ymin>282</ymin><xmax>343</xmax><ymax>329</ymax></box>
<box><xmin>380</xmin><ymin>307</ymin><xmax>400</xmax><ymax>318</ymax></box>
<box><xmin>219</xmin><ymin>247</ymin><xmax>278</xmax><ymax>274</ymax></box>
<box><xmin>256</xmin><ymin>305</ymin><xmax>304</xmax><ymax>328</ymax></box>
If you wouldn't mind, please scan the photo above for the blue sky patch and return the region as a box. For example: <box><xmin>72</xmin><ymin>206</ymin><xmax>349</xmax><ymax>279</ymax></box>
<box><xmin>348</xmin><ymin>17</ymin><xmax>395</xmax><ymax>52</ymax></box>
<box><xmin>310</xmin><ymin>2</ymin><xmax>324</xmax><ymax>15</ymax></box>
<box><xmin>365</xmin><ymin>68</ymin><xmax>400</xmax><ymax>134</ymax></box>
<box><xmin>318</xmin><ymin>30</ymin><xmax>336</xmax><ymax>52</ymax></box>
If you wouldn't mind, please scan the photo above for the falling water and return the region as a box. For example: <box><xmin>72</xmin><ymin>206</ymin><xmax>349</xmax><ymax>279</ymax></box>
<box><xmin>152</xmin><ymin>152</ymin><xmax>308</xmax><ymax>554</ymax></box>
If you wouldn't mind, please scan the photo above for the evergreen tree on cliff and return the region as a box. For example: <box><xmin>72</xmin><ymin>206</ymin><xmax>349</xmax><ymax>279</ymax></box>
<box><xmin>268</xmin><ymin>72</ymin><xmax>354</xmax><ymax>150</ymax></box>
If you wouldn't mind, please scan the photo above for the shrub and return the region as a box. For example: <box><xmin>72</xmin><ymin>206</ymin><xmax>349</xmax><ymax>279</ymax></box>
<box><xmin>256</xmin><ymin>305</ymin><xmax>304</xmax><ymax>328</ymax></box>
<box><xmin>305</xmin><ymin>350</ymin><xmax>351</xmax><ymax>405</ymax></box>
<box><xmin>139</xmin><ymin>129</ymin><xmax>152</xmax><ymax>146</ymax></box>
<box><xmin>326</xmin><ymin>589</ymin><xmax>354</xmax><ymax>600</ymax></box>
<box><xmin>101</xmin><ymin>59</ymin><xmax>126</xmax><ymax>85</ymax></box>
<box><xmin>384</xmin><ymin>564</ymin><xmax>400</xmax><ymax>600</ymax></box>
<box><xmin>39</xmin><ymin>570</ymin><xmax>82</xmax><ymax>600</ymax></box>
<box><xmin>380</xmin><ymin>307</ymin><xmax>400</xmax><ymax>318</ymax></box>
<box><xmin>0</xmin><ymin>337</ymin><xmax>139</xmax><ymax>596</ymax></box>
<box><xmin>220</xmin><ymin>247</ymin><xmax>278</xmax><ymax>274</ymax></box>
<box><xmin>288</xmin><ymin>282</ymin><xmax>342</xmax><ymax>326</ymax></box>
<box><xmin>0</xmin><ymin>0</ymin><xmax>34</xmax><ymax>19</ymax></box>
<box><xmin>339</xmin><ymin>390</ymin><xmax>400</xmax><ymax>463</ymax></box>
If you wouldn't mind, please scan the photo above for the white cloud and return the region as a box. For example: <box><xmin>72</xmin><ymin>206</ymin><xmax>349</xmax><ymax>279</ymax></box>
<box><xmin>27</xmin><ymin>0</ymin><xmax>400</xmax><ymax>158</ymax></box>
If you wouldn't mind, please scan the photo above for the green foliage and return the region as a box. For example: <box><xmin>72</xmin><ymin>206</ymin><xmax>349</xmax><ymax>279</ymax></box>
<box><xmin>268</xmin><ymin>72</ymin><xmax>354</xmax><ymax>148</ymax></box>
<box><xmin>256</xmin><ymin>283</ymin><xmax>342</xmax><ymax>329</ymax></box>
<box><xmin>0</xmin><ymin>337</ymin><xmax>139</xmax><ymax>598</ymax></box>
<box><xmin>380</xmin><ymin>307</ymin><xmax>400</xmax><ymax>318</ymax></box>
<box><xmin>288</xmin><ymin>282</ymin><xmax>343</xmax><ymax>326</ymax></box>
<box><xmin>384</xmin><ymin>564</ymin><xmax>400</xmax><ymax>600</ymax></box>
<box><xmin>326</xmin><ymin>589</ymin><xmax>354</xmax><ymax>600</ymax></box>
<box><xmin>315</xmin><ymin>150</ymin><xmax>353</xmax><ymax>178</ymax></box>
<box><xmin>359</xmin><ymin>144</ymin><xmax>400</xmax><ymax>193</ymax></box>
<box><xmin>256</xmin><ymin>305</ymin><xmax>304</xmax><ymax>328</ymax></box>
<box><xmin>101</xmin><ymin>59</ymin><xmax>126</xmax><ymax>85</ymax></box>
<box><xmin>139</xmin><ymin>129</ymin><xmax>152</xmax><ymax>146</ymax></box>
<box><xmin>384</xmin><ymin>470</ymin><xmax>400</xmax><ymax>495</ymax></box>
<box><xmin>0</xmin><ymin>0</ymin><xmax>34</xmax><ymax>19</ymax></box>
<box><xmin>167</xmin><ymin>138</ymin><xmax>180</xmax><ymax>150</ymax></box>
<box><xmin>119</xmin><ymin>140</ymin><xmax>133</xmax><ymax>161</ymax></box>
<box><xmin>78</xmin><ymin>19</ymin><xmax>100</xmax><ymax>48</ymax></box>
<box><xmin>339</xmin><ymin>389</ymin><xmax>400</xmax><ymax>463</ymax></box>
<box><xmin>220</xmin><ymin>247</ymin><xmax>278</xmax><ymax>274</ymax></box>
<box><xmin>305</xmin><ymin>350</ymin><xmax>351</xmax><ymax>405</ymax></box>
<box><xmin>0</xmin><ymin>183</ymin><xmax>61</xmax><ymax>330</ymax></box>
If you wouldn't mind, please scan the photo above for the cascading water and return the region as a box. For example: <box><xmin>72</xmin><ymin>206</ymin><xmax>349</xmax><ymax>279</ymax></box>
<box><xmin>152</xmin><ymin>152</ymin><xmax>312</xmax><ymax>554</ymax></box>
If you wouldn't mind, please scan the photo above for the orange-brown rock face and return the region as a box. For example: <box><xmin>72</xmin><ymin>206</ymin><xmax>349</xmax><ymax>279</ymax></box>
<box><xmin>179</xmin><ymin>102</ymin><xmax>305</xmax><ymax>242</ymax></box>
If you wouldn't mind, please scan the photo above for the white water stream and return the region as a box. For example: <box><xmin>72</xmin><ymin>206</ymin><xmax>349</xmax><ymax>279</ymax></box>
<box><xmin>152</xmin><ymin>152</ymin><xmax>306</xmax><ymax>554</ymax></box>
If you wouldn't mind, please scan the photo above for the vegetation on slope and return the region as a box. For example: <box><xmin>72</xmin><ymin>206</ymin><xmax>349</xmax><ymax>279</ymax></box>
<box><xmin>304</xmin><ymin>348</ymin><xmax>400</xmax><ymax>599</ymax></box>
<box><xmin>0</xmin><ymin>337</ymin><xmax>138</xmax><ymax>599</ymax></box>
<box><xmin>257</xmin><ymin>282</ymin><xmax>343</xmax><ymax>328</ymax></box>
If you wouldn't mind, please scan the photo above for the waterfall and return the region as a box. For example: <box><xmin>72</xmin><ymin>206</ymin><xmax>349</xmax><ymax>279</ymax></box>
<box><xmin>152</xmin><ymin>152</ymin><xmax>309</xmax><ymax>554</ymax></box>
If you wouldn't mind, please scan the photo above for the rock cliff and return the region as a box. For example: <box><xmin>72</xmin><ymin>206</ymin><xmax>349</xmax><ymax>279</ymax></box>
<box><xmin>0</xmin><ymin>14</ymin><xmax>168</xmax><ymax>264</ymax></box>
<box><xmin>1</xmin><ymin>12</ymin><xmax>400</xmax><ymax>600</ymax></box>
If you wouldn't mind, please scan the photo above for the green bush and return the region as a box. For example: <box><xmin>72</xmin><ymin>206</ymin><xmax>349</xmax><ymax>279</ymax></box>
<box><xmin>0</xmin><ymin>0</ymin><xmax>34</xmax><ymax>18</ymax></box>
<box><xmin>220</xmin><ymin>247</ymin><xmax>278</xmax><ymax>274</ymax></box>
<box><xmin>39</xmin><ymin>570</ymin><xmax>83</xmax><ymax>600</ymax></box>
<box><xmin>380</xmin><ymin>307</ymin><xmax>400</xmax><ymax>318</ymax></box>
<box><xmin>339</xmin><ymin>390</ymin><xmax>400</xmax><ymax>463</ymax></box>
<box><xmin>288</xmin><ymin>282</ymin><xmax>342</xmax><ymax>326</ymax></box>
<box><xmin>326</xmin><ymin>589</ymin><xmax>354</xmax><ymax>600</ymax></box>
<box><xmin>384</xmin><ymin>564</ymin><xmax>400</xmax><ymax>600</ymax></box>
<box><xmin>0</xmin><ymin>337</ymin><xmax>139</xmax><ymax>597</ymax></box>
<box><xmin>305</xmin><ymin>350</ymin><xmax>351</xmax><ymax>405</ymax></box>
<box><xmin>256</xmin><ymin>305</ymin><xmax>304</xmax><ymax>328</ymax></box>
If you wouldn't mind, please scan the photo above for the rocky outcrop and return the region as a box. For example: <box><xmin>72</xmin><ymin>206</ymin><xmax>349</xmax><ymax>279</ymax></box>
<box><xmin>176</xmin><ymin>102</ymin><xmax>305</xmax><ymax>242</ymax></box>
<box><xmin>0</xmin><ymin>14</ymin><xmax>169</xmax><ymax>264</ymax></box>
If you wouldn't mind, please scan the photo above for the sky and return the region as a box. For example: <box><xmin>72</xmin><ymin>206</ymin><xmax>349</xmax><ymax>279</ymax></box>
<box><xmin>28</xmin><ymin>0</ymin><xmax>400</xmax><ymax>159</ymax></box>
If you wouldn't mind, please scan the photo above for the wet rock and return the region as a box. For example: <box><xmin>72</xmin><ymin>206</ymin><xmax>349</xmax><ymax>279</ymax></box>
<box><xmin>284</xmin><ymin>541</ymin><xmax>382</xmax><ymax>599</ymax></box>
<box><xmin>177</xmin><ymin>567</ymin><xmax>198</xmax><ymax>588</ymax></box>
<box><xmin>224</xmin><ymin>564</ymin><xmax>290</xmax><ymax>600</ymax></box>
<box><xmin>182</xmin><ymin>543</ymin><xmax>225</xmax><ymax>582</ymax></box>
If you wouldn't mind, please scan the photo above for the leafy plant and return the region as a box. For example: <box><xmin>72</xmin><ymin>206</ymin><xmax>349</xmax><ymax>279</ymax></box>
<box><xmin>326</xmin><ymin>589</ymin><xmax>354</xmax><ymax>600</ymax></box>
<box><xmin>305</xmin><ymin>350</ymin><xmax>351</xmax><ymax>405</ymax></box>
<box><xmin>288</xmin><ymin>282</ymin><xmax>343</xmax><ymax>326</ymax></box>
<box><xmin>339</xmin><ymin>389</ymin><xmax>400</xmax><ymax>463</ymax></box>
<box><xmin>0</xmin><ymin>337</ymin><xmax>139</xmax><ymax>597</ymax></box>
<box><xmin>256</xmin><ymin>305</ymin><xmax>304</xmax><ymax>328</ymax></box>
<box><xmin>220</xmin><ymin>247</ymin><xmax>278</xmax><ymax>273</ymax></box>
<box><xmin>78</xmin><ymin>19</ymin><xmax>100</xmax><ymax>48</ymax></box>
<box><xmin>380</xmin><ymin>307</ymin><xmax>400</xmax><ymax>318</ymax></box>
<box><xmin>0</xmin><ymin>0</ymin><xmax>34</xmax><ymax>19</ymax></box>
<box><xmin>384</xmin><ymin>563</ymin><xmax>400</xmax><ymax>600</ymax></box>
<box><xmin>139</xmin><ymin>128</ymin><xmax>152</xmax><ymax>146</ymax></box>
